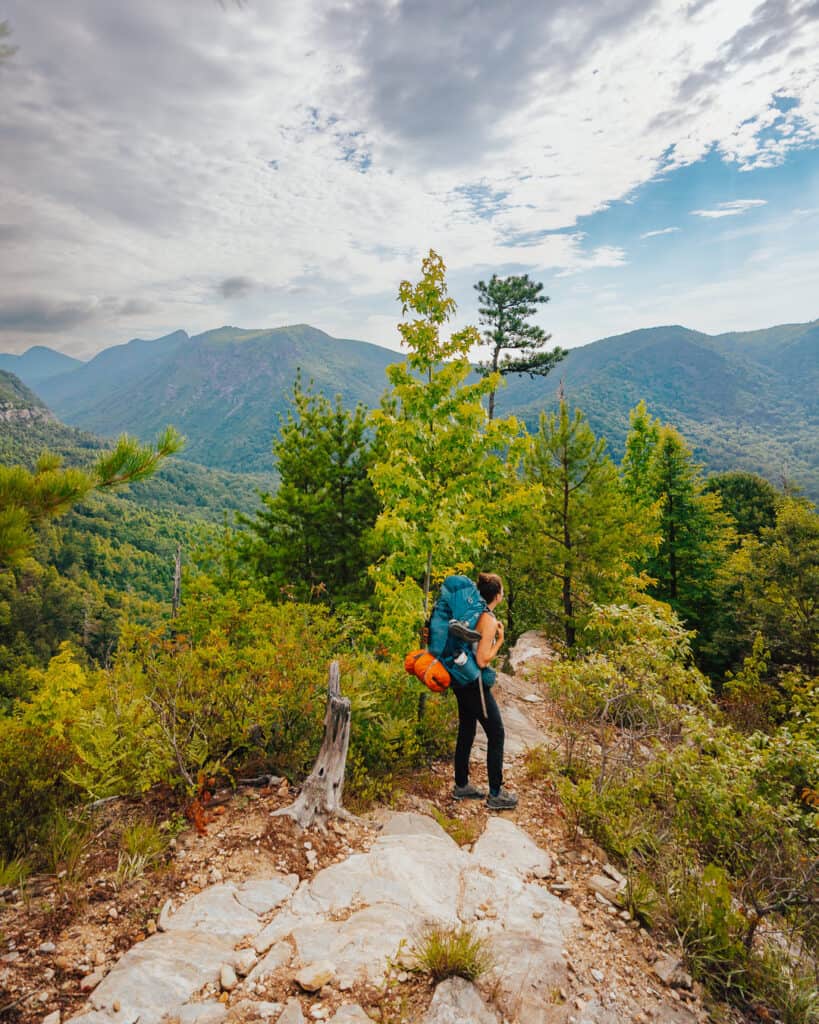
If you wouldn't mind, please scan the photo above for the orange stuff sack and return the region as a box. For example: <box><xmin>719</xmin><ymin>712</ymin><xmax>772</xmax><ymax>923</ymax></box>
<box><xmin>404</xmin><ymin>649</ymin><xmax>451</xmax><ymax>692</ymax></box>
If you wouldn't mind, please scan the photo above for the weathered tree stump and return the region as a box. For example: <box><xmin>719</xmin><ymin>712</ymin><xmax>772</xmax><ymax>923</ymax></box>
<box><xmin>273</xmin><ymin>661</ymin><xmax>355</xmax><ymax>829</ymax></box>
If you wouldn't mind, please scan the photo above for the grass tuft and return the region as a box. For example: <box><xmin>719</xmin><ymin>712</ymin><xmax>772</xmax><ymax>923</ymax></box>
<box><xmin>410</xmin><ymin>923</ymin><xmax>494</xmax><ymax>983</ymax></box>
<box><xmin>0</xmin><ymin>856</ymin><xmax>30</xmax><ymax>890</ymax></box>
<box><xmin>115</xmin><ymin>821</ymin><xmax>169</xmax><ymax>887</ymax></box>
<box><xmin>431</xmin><ymin>807</ymin><xmax>480</xmax><ymax>846</ymax></box>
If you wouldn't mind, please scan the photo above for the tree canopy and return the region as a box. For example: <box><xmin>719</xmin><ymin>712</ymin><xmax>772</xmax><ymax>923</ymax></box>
<box><xmin>474</xmin><ymin>273</ymin><xmax>566</xmax><ymax>419</ymax></box>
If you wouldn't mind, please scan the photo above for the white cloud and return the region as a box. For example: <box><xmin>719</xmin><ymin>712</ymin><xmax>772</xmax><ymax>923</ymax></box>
<box><xmin>691</xmin><ymin>199</ymin><xmax>768</xmax><ymax>218</ymax></box>
<box><xmin>640</xmin><ymin>227</ymin><xmax>681</xmax><ymax>238</ymax></box>
<box><xmin>0</xmin><ymin>0</ymin><xmax>818</xmax><ymax>353</ymax></box>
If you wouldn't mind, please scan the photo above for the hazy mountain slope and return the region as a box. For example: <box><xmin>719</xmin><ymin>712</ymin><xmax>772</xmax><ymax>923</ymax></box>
<box><xmin>37</xmin><ymin>330</ymin><xmax>190</xmax><ymax>415</ymax></box>
<box><xmin>0</xmin><ymin>368</ymin><xmax>51</xmax><ymax>410</ymax></box>
<box><xmin>497</xmin><ymin>323</ymin><xmax>818</xmax><ymax>496</ymax></box>
<box><xmin>0</xmin><ymin>346</ymin><xmax>82</xmax><ymax>387</ymax></box>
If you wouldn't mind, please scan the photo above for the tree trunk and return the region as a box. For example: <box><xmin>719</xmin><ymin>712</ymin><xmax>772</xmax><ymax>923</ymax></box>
<box><xmin>172</xmin><ymin>544</ymin><xmax>182</xmax><ymax>617</ymax></box>
<box><xmin>487</xmin><ymin>346</ymin><xmax>500</xmax><ymax>421</ymax></box>
<box><xmin>562</xmin><ymin>446</ymin><xmax>575</xmax><ymax>648</ymax></box>
<box><xmin>273</xmin><ymin>661</ymin><xmax>355</xmax><ymax>829</ymax></box>
<box><xmin>418</xmin><ymin>548</ymin><xmax>433</xmax><ymax>720</ymax></box>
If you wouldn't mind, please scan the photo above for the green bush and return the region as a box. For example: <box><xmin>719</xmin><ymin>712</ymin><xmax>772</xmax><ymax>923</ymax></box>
<box><xmin>4</xmin><ymin>576</ymin><xmax>456</xmax><ymax>829</ymax></box>
<box><xmin>668</xmin><ymin>862</ymin><xmax>750</xmax><ymax>996</ymax></box>
<box><xmin>546</xmin><ymin>602</ymin><xmax>819</xmax><ymax>1023</ymax></box>
<box><xmin>343</xmin><ymin>654</ymin><xmax>453</xmax><ymax>806</ymax></box>
<box><xmin>0</xmin><ymin>720</ymin><xmax>79</xmax><ymax>859</ymax></box>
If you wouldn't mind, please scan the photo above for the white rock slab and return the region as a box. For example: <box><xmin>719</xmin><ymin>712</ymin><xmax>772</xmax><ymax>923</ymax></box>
<box><xmin>253</xmin><ymin>910</ymin><xmax>308</xmax><ymax>955</ymax></box>
<box><xmin>71</xmin><ymin>812</ymin><xmax>586</xmax><ymax>1024</ymax></box>
<box><xmin>293</xmin><ymin>904</ymin><xmax>425</xmax><ymax>986</ymax></box>
<box><xmin>235</xmin><ymin>874</ymin><xmax>299</xmax><ymax>915</ymax></box>
<box><xmin>162</xmin><ymin>884</ymin><xmax>261</xmax><ymax>941</ymax></box>
<box><xmin>423</xmin><ymin>977</ymin><xmax>500</xmax><ymax>1024</ymax></box>
<box><xmin>506</xmin><ymin>631</ymin><xmax>555</xmax><ymax>676</ymax></box>
<box><xmin>293</xmin><ymin>834</ymin><xmax>465</xmax><ymax>923</ymax></box>
<box><xmin>246</xmin><ymin>940</ymin><xmax>294</xmax><ymax>983</ymax></box>
<box><xmin>88</xmin><ymin>930</ymin><xmax>235</xmax><ymax>1021</ymax></box>
<box><xmin>376</xmin><ymin>811</ymin><xmax>456</xmax><ymax>842</ymax></box>
<box><xmin>471</xmin><ymin>817</ymin><xmax>552</xmax><ymax>880</ymax></box>
<box><xmin>482</xmin><ymin>931</ymin><xmax>572</xmax><ymax>1024</ymax></box>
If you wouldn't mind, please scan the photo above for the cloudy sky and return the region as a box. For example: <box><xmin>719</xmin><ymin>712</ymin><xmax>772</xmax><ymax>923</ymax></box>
<box><xmin>1</xmin><ymin>0</ymin><xmax>818</xmax><ymax>358</ymax></box>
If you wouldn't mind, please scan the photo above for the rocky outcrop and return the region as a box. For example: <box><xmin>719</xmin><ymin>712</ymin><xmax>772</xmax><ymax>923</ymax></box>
<box><xmin>0</xmin><ymin>404</ymin><xmax>56</xmax><ymax>423</ymax></box>
<box><xmin>68</xmin><ymin>812</ymin><xmax>586</xmax><ymax>1024</ymax></box>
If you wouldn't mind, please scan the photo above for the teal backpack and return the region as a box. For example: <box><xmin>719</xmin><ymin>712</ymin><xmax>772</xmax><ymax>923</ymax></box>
<box><xmin>428</xmin><ymin>575</ymin><xmax>497</xmax><ymax>688</ymax></box>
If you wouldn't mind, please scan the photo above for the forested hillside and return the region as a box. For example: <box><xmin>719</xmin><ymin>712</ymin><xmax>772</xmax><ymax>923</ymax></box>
<box><xmin>5</xmin><ymin>319</ymin><xmax>817</xmax><ymax>497</ymax></box>
<box><xmin>495</xmin><ymin>320</ymin><xmax>819</xmax><ymax>498</ymax></box>
<box><xmin>0</xmin><ymin>371</ymin><xmax>271</xmax><ymax>683</ymax></box>
<box><xmin>26</xmin><ymin>326</ymin><xmax>396</xmax><ymax>471</ymax></box>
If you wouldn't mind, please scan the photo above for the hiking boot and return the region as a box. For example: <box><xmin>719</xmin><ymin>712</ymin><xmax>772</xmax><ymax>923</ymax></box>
<box><xmin>486</xmin><ymin>788</ymin><xmax>518</xmax><ymax>811</ymax></box>
<box><xmin>448</xmin><ymin>619</ymin><xmax>482</xmax><ymax>643</ymax></box>
<box><xmin>452</xmin><ymin>783</ymin><xmax>486</xmax><ymax>800</ymax></box>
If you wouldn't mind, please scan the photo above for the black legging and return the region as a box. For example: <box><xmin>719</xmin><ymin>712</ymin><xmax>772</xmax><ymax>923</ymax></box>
<box><xmin>453</xmin><ymin>679</ymin><xmax>505</xmax><ymax>793</ymax></box>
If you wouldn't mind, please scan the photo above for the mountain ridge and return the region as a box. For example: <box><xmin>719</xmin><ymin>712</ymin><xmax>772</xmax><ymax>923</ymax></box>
<box><xmin>2</xmin><ymin>318</ymin><xmax>816</xmax><ymax>497</ymax></box>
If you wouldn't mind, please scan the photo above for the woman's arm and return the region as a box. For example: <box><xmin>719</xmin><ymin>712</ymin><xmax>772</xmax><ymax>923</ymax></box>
<box><xmin>475</xmin><ymin>612</ymin><xmax>504</xmax><ymax>668</ymax></box>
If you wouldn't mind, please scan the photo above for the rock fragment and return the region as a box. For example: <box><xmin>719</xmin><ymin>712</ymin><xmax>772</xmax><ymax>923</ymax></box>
<box><xmin>220</xmin><ymin>963</ymin><xmax>238</xmax><ymax>991</ymax></box>
<box><xmin>295</xmin><ymin>960</ymin><xmax>336</xmax><ymax>992</ymax></box>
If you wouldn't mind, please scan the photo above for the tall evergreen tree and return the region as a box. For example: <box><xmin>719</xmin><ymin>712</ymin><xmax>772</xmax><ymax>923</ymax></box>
<box><xmin>523</xmin><ymin>400</ymin><xmax>651</xmax><ymax>648</ymax></box>
<box><xmin>628</xmin><ymin>422</ymin><xmax>735</xmax><ymax>633</ymax></box>
<box><xmin>704</xmin><ymin>470</ymin><xmax>779</xmax><ymax>539</ymax></box>
<box><xmin>241</xmin><ymin>374</ymin><xmax>378</xmax><ymax>603</ymax></box>
<box><xmin>369</xmin><ymin>251</ymin><xmax>522</xmax><ymax>650</ymax></box>
<box><xmin>621</xmin><ymin>400</ymin><xmax>660</xmax><ymax>505</ymax></box>
<box><xmin>474</xmin><ymin>274</ymin><xmax>566</xmax><ymax>420</ymax></box>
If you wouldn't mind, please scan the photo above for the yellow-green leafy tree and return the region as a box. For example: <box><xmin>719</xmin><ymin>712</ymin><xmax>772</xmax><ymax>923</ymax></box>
<box><xmin>368</xmin><ymin>250</ymin><xmax>524</xmax><ymax>652</ymax></box>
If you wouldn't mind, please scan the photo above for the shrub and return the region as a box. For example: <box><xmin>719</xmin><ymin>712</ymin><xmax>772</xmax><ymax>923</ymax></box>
<box><xmin>0</xmin><ymin>719</ymin><xmax>79</xmax><ymax>859</ymax></box>
<box><xmin>343</xmin><ymin>653</ymin><xmax>454</xmax><ymax>807</ymax></box>
<box><xmin>522</xmin><ymin>744</ymin><xmax>560</xmax><ymax>782</ymax></box>
<box><xmin>668</xmin><ymin>862</ymin><xmax>750</xmax><ymax>996</ymax></box>
<box><xmin>546</xmin><ymin>600</ymin><xmax>818</xmax><ymax>1022</ymax></box>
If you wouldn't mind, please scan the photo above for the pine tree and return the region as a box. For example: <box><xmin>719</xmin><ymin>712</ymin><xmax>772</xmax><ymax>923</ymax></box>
<box><xmin>621</xmin><ymin>400</ymin><xmax>660</xmax><ymax>506</ymax></box>
<box><xmin>704</xmin><ymin>470</ymin><xmax>779</xmax><ymax>539</ymax></box>
<box><xmin>241</xmin><ymin>374</ymin><xmax>378</xmax><ymax>603</ymax></box>
<box><xmin>369</xmin><ymin>250</ymin><xmax>522</xmax><ymax>650</ymax></box>
<box><xmin>0</xmin><ymin>428</ymin><xmax>183</xmax><ymax>568</ymax></box>
<box><xmin>635</xmin><ymin>423</ymin><xmax>735</xmax><ymax>633</ymax></box>
<box><xmin>523</xmin><ymin>400</ymin><xmax>650</xmax><ymax>648</ymax></box>
<box><xmin>474</xmin><ymin>274</ymin><xmax>566</xmax><ymax>420</ymax></box>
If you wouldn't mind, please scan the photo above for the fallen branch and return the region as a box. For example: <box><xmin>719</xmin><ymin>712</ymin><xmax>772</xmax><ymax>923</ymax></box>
<box><xmin>272</xmin><ymin>661</ymin><xmax>357</xmax><ymax>829</ymax></box>
<box><xmin>238</xmin><ymin>774</ymin><xmax>284</xmax><ymax>788</ymax></box>
<box><xmin>87</xmin><ymin>795</ymin><xmax>121</xmax><ymax>810</ymax></box>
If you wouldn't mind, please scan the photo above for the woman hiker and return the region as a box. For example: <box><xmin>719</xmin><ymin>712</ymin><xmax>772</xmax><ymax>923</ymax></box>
<box><xmin>452</xmin><ymin>572</ymin><xmax>518</xmax><ymax>810</ymax></box>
